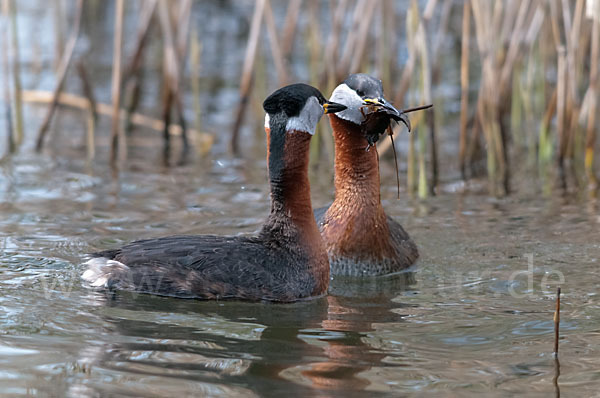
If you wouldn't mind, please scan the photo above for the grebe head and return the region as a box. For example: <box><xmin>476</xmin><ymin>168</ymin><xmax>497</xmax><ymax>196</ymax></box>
<box><xmin>263</xmin><ymin>83</ymin><xmax>346</xmax><ymax>135</ymax></box>
<box><xmin>329</xmin><ymin>74</ymin><xmax>410</xmax><ymax>145</ymax></box>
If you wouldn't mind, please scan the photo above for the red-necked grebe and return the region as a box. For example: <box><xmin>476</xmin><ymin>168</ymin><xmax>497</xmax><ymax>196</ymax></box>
<box><xmin>82</xmin><ymin>83</ymin><xmax>346</xmax><ymax>301</ymax></box>
<box><xmin>314</xmin><ymin>74</ymin><xmax>419</xmax><ymax>276</ymax></box>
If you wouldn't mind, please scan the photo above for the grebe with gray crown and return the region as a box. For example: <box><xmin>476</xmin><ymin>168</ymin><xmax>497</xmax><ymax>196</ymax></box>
<box><xmin>82</xmin><ymin>83</ymin><xmax>346</xmax><ymax>302</ymax></box>
<box><xmin>315</xmin><ymin>73</ymin><xmax>419</xmax><ymax>276</ymax></box>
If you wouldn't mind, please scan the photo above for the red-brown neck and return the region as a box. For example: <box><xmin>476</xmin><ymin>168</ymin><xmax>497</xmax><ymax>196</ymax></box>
<box><xmin>330</xmin><ymin>114</ymin><xmax>382</xmax><ymax>210</ymax></box>
<box><xmin>322</xmin><ymin>115</ymin><xmax>393</xmax><ymax>259</ymax></box>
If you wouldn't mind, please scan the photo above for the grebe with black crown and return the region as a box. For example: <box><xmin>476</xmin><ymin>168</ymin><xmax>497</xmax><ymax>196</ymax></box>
<box><xmin>82</xmin><ymin>84</ymin><xmax>346</xmax><ymax>302</ymax></box>
<box><xmin>315</xmin><ymin>74</ymin><xmax>419</xmax><ymax>277</ymax></box>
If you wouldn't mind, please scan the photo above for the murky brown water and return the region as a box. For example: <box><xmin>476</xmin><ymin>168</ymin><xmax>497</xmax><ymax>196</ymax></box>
<box><xmin>1</xmin><ymin>140</ymin><xmax>599</xmax><ymax>396</ymax></box>
<box><xmin>2</xmin><ymin>1</ymin><xmax>600</xmax><ymax>396</ymax></box>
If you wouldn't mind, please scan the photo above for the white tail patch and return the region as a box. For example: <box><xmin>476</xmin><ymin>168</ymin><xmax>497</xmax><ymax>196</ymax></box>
<box><xmin>82</xmin><ymin>257</ymin><xmax>129</xmax><ymax>288</ymax></box>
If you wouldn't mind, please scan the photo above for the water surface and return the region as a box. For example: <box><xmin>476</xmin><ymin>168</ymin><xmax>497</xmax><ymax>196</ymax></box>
<box><xmin>2</xmin><ymin>1</ymin><xmax>600</xmax><ymax>396</ymax></box>
<box><xmin>1</xmin><ymin>147</ymin><xmax>599</xmax><ymax>397</ymax></box>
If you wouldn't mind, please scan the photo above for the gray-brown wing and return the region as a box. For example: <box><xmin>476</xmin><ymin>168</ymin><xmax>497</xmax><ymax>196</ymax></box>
<box><xmin>84</xmin><ymin>235</ymin><xmax>314</xmax><ymax>301</ymax></box>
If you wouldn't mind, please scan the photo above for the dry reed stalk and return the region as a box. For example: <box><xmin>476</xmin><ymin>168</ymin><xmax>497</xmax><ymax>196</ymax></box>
<box><xmin>382</xmin><ymin>0</ymin><xmax>398</xmax><ymax>94</ymax></box>
<box><xmin>158</xmin><ymin>0</ymin><xmax>190</xmax><ymax>161</ymax></box>
<box><xmin>123</xmin><ymin>0</ymin><xmax>157</xmax><ymax>133</ymax></box>
<box><xmin>471</xmin><ymin>0</ymin><xmax>525</xmax><ymax>194</ymax></box>
<box><xmin>556</xmin><ymin>46</ymin><xmax>567</xmax><ymax>190</ymax></box>
<box><xmin>76</xmin><ymin>61</ymin><xmax>97</xmax><ymax>160</ymax></box>
<box><xmin>22</xmin><ymin>89</ymin><xmax>212</xmax><ymax>145</ymax></box>
<box><xmin>124</xmin><ymin>0</ymin><xmax>157</xmax><ymax>75</ymax></box>
<box><xmin>174</xmin><ymin>0</ymin><xmax>193</xmax><ymax>159</ymax></box>
<box><xmin>499</xmin><ymin>1</ymin><xmax>538</xmax><ymax>193</ymax></box>
<box><xmin>307</xmin><ymin>0</ymin><xmax>322</xmax><ymax>83</ymax></box>
<box><xmin>415</xmin><ymin>14</ymin><xmax>436</xmax><ymax>195</ymax></box>
<box><xmin>563</xmin><ymin>0</ymin><xmax>585</xmax><ymax>172</ymax></box>
<box><xmin>553</xmin><ymin>286</ymin><xmax>561</xmax><ymax>396</ymax></box>
<box><xmin>470</xmin><ymin>1</ymin><xmax>496</xmax><ymax>191</ymax></box>
<box><xmin>306</xmin><ymin>0</ymin><xmax>321</xmax><ymax>164</ymax></box>
<box><xmin>264</xmin><ymin>0</ymin><xmax>288</xmax><ymax>85</ymax></box>
<box><xmin>375</xmin><ymin>1</ymin><xmax>384</xmax><ymax>80</ymax></box>
<box><xmin>519</xmin><ymin>0</ymin><xmax>545</xmax><ymax>154</ymax></box>
<box><xmin>407</xmin><ymin>120</ymin><xmax>416</xmax><ymax>194</ymax></box>
<box><xmin>553</xmin><ymin>355</ymin><xmax>561</xmax><ymax>398</ymax></box>
<box><xmin>231</xmin><ymin>0</ymin><xmax>265</xmax><ymax>154</ymax></box>
<box><xmin>321</xmin><ymin>0</ymin><xmax>346</xmax><ymax>87</ymax></box>
<box><xmin>417</xmin><ymin>118</ymin><xmax>428</xmax><ymax>198</ymax></box>
<box><xmin>1</xmin><ymin>0</ymin><xmax>14</xmax><ymax>155</ymax></box>
<box><xmin>76</xmin><ymin>61</ymin><xmax>97</xmax><ymax>121</ymax></box>
<box><xmin>476</xmin><ymin>92</ymin><xmax>497</xmax><ymax>193</ymax></box>
<box><xmin>565</xmin><ymin>106</ymin><xmax>582</xmax><ymax>188</ymax></box>
<box><xmin>525</xmin><ymin>6</ymin><xmax>545</xmax><ymax>47</ymax></box>
<box><xmin>8</xmin><ymin>0</ymin><xmax>23</xmax><ymax>146</ymax></box>
<box><xmin>251</xmin><ymin>40</ymin><xmax>268</xmax><ymax>123</ymax></box>
<box><xmin>499</xmin><ymin>1</ymin><xmax>532</xmax><ymax>95</ymax></box>
<box><xmin>281</xmin><ymin>0</ymin><xmax>302</xmax><ymax>58</ymax></box>
<box><xmin>348</xmin><ymin>1</ymin><xmax>377</xmax><ymax>74</ymax></box>
<box><xmin>553</xmin><ymin>287</ymin><xmax>561</xmax><ymax>355</ymax></box>
<box><xmin>392</xmin><ymin>0</ymin><xmax>436</xmax><ymax>110</ymax></box>
<box><xmin>568</xmin><ymin>0</ymin><xmax>585</xmax><ymax>85</ymax></box>
<box><xmin>539</xmin><ymin>86</ymin><xmax>558</xmax><ymax>164</ymax></box>
<box><xmin>403</xmin><ymin>0</ymin><xmax>422</xmax><ymax>195</ymax></box>
<box><xmin>422</xmin><ymin>0</ymin><xmax>438</xmax><ymax>21</ymax></box>
<box><xmin>549</xmin><ymin>1</ymin><xmax>568</xmax><ymax>186</ymax></box>
<box><xmin>51</xmin><ymin>0</ymin><xmax>65</xmax><ymax>71</ymax></box>
<box><xmin>306</xmin><ymin>0</ymin><xmax>333</xmax><ymax>164</ymax></box>
<box><xmin>176</xmin><ymin>0</ymin><xmax>192</xmax><ymax>58</ymax></box>
<box><xmin>35</xmin><ymin>0</ymin><xmax>83</xmax><ymax>152</ymax></box>
<box><xmin>110</xmin><ymin>0</ymin><xmax>125</xmax><ymax>164</ymax></box>
<box><xmin>392</xmin><ymin>0</ymin><xmax>421</xmax><ymax>112</ymax></box>
<box><xmin>190</xmin><ymin>27</ymin><xmax>203</xmax><ymax>141</ymax></box>
<box><xmin>498</xmin><ymin>2</ymin><xmax>542</xmax><ymax>193</ymax></box>
<box><xmin>498</xmin><ymin>0</ymin><xmax>517</xmax><ymax>42</ymax></box>
<box><xmin>431</xmin><ymin>0</ymin><xmax>452</xmax><ymax>84</ymax></box>
<box><xmin>378</xmin><ymin>0</ymin><xmax>394</xmax><ymax>94</ymax></box>
<box><xmin>585</xmin><ymin>4</ymin><xmax>599</xmax><ymax>187</ymax></box>
<box><xmin>428</xmin><ymin>107</ymin><xmax>438</xmax><ymax>195</ymax></box>
<box><xmin>459</xmin><ymin>1</ymin><xmax>471</xmax><ymax>180</ymax></box>
<box><xmin>549</xmin><ymin>0</ymin><xmax>562</xmax><ymax>48</ymax></box>
<box><xmin>337</xmin><ymin>0</ymin><xmax>367</xmax><ymax>79</ymax></box>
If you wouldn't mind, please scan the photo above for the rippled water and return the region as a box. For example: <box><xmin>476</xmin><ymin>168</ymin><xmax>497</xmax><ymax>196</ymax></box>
<box><xmin>2</xmin><ymin>1</ymin><xmax>600</xmax><ymax>396</ymax></box>
<box><xmin>1</xmin><ymin>143</ymin><xmax>599</xmax><ymax>397</ymax></box>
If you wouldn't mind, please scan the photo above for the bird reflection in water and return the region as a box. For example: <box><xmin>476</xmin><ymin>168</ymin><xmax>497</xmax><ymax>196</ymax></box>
<box><xmin>72</xmin><ymin>271</ymin><xmax>416</xmax><ymax>396</ymax></box>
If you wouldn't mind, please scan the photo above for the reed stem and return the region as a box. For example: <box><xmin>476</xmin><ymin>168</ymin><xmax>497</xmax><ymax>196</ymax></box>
<box><xmin>110</xmin><ymin>0</ymin><xmax>125</xmax><ymax>165</ymax></box>
<box><xmin>553</xmin><ymin>287</ymin><xmax>561</xmax><ymax>355</ymax></box>
<box><xmin>76</xmin><ymin>61</ymin><xmax>96</xmax><ymax>161</ymax></box>
<box><xmin>8</xmin><ymin>0</ymin><xmax>23</xmax><ymax>146</ymax></box>
<box><xmin>35</xmin><ymin>0</ymin><xmax>83</xmax><ymax>152</ymax></box>
<box><xmin>459</xmin><ymin>1</ymin><xmax>471</xmax><ymax>181</ymax></box>
<box><xmin>231</xmin><ymin>0</ymin><xmax>265</xmax><ymax>155</ymax></box>
<box><xmin>1</xmin><ymin>0</ymin><xmax>14</xmax><ymax>155</ymax></box>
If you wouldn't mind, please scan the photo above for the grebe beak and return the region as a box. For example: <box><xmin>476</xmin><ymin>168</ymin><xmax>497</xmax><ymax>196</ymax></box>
<box><xmin>323</xmin><ymin>101</ymin><xmax>347</xmax><ymax>114</ymax></box>
<box><xmin>363</xmin><ymin>98</ymin><xmax>411</xmax><ymax>132</ymax></box>
<box><xmin>395</xmin><ymin>113</ymin><xmax>411</xmax><ymax>132</ymax></box>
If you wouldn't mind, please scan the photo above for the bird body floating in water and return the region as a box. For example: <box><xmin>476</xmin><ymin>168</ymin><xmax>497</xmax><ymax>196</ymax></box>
<box><xmin>82</xmin><ymin>84</ymin><xmax>347</xmax><ymax>302</ymax></box>
<box><xmin>315</xmin><ymin>73</ymin><xmax>430</xmax><ymax>277</ymax></box>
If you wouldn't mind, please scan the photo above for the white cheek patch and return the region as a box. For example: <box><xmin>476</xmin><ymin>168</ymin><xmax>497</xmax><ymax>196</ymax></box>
<box><xmin>264</xmin><ymin>113</ymin><xmax>270</xmax><ymax>129</ymax></box>
<box><xmin>329</xmin><ymin>83</ymin><xmax>365</xmax><ymax>125</ymax></box>
<box><xmin>285</xmin><ymin>96</ymin><xmax>323</xmax><ymax>135</ymax></box>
